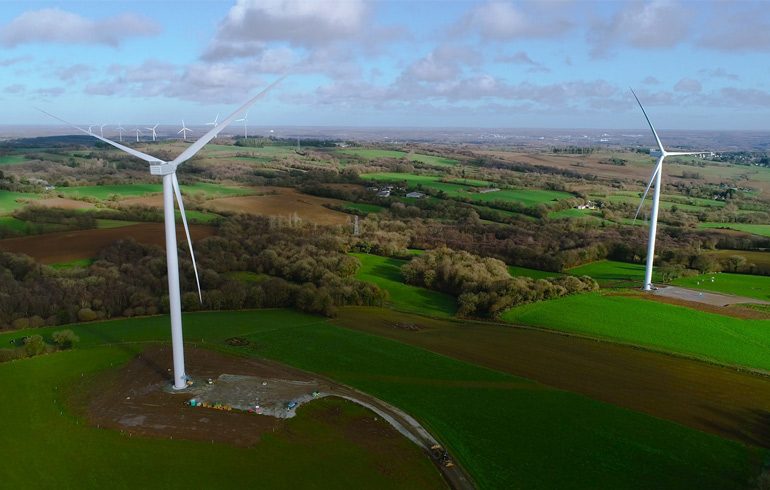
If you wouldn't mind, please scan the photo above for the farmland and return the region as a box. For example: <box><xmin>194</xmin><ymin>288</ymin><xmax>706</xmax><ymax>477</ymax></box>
<box><xmin>670</xmin><ymin>272</ymin><xmax>770</xmax><ymax>301</ymax></box>
<box><xmin>566</xmin><ymin>260</ymin><xmax>661</xmax><ymax>286</ymax></box>
<box><xmin>501</xmin><ymin>292</ymin><xmax>770</xmax><ymax>371</ymax></box>
<box><xmin>1</xmin><ymin>310</ymin><xmax>765</xmax><ymax>489</ymax></box>
<box><xmin>699</xmin><ymin>222</ymin><xmax>770</xmax><ymax>237</ymax></box>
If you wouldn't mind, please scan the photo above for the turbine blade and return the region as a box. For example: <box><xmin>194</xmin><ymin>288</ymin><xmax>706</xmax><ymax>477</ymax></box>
<box><xmin>171</xmin><ymin>172</ymin><xmax>202</xmax><ymax>303</ymax></box>
<box><xmin>633</xmin><ymin>156</ymin><xmax>664</xmax><ymax>224</ymax></box>
<box><xmin>36</xmin><ymin>108</ymin><xmax>163</xmax><ymax>164</ymax></box>
<box><xmin>170</xmin><ymin>75</ymin><xmax>286</xmax><ymax>167</ymax></box>
<box><xmin>630</xmin><ymin>88</ymin><xmax>665</xmax><ymax>154</ymax></box>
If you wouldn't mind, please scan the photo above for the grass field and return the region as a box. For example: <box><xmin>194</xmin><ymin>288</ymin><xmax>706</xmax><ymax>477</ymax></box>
<box><xmin>336</xmin><ymin>149</ymin><xmax>407</xmax><ymax>159</ymax></box>
<box><xmin>463</xmin><ymin>188</ymin><xmax>574</xmax><ymax>206</ymax></box>
<box><xmin>705</xmin><ymin>249</ymin><xmax>770</xmax><ymax>268</ymax></box>
<box><xmin>567</xmin><ymin>260</ymin><xmax>661</xmax><ymax>286</ymax></box>
<box><xmin>671</xmin><ymin>272</ymin><xmax>770</xmax><ymax>301</ymax></box>
<box><xmin>0</xmin><ymin>155</ymin><xmax>26</xmax><ymax>164</ymax></box>
<box><xmin>58</xmin><ymin>183</ymin><xmax>252</xmax><ymax>201</ymax></box>
<box><xmin>49</xmin><ymin>258</ymin><xmax>96</xmax><ymax>269</ymax></box>
<box><xmin>447</xmin><ymin>178</ymin><xmax>492</xmax><ymax>186</ymax></box>
<box><xmin>502</xmin><ymin>292</ymin><xmax>770</xmax><ymax>371</ymax></box>
<box><xmin>699</xmin><ymin>222</ymin><xmax>770</xmax><ymax>237</ymax></box>
<box><xmin>508</xmin><ymin>265</ymin><xmax>561</xmax><ymax>280</ymax></box>
<box><xmin>548</xmin><ymin>208</ymin><xmax>604</xmax><ymax>221</ymax></box>
<box><xmin>0</xmin><ymin>191</ymin><xmax>42</xmax><ymax>214</ymax></box>
<box><xmin>361</xmin><ymin>173</ymin><xmax>469</xmax><ymax>193</ymax></box>
<box><xmin>0</xmin><ymin>310</ymin><xmax>765</xmax><ymax>489</ymax></box>
<box><xmin>408</xmin><ymin>154</ymin><xmax>459</xmax><ymax>167</ymax></box>
<box><xmin>350</xmin><ymin>253</ymin><xmax>457</xmax><ymax>316</ymax></box>
<box><xmin>0</xmin><ymin>216</ymin><xmax>29</xmax><ymax>231</ymax></box>
<box><xmin>0</xmin><ymin>345</ymin><xmax>443</xmax><ymax>490</ymax></box>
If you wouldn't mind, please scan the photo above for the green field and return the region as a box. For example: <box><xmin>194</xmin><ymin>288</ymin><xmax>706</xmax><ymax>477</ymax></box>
<box><xmin>362</xmin><ymin>173</ymin><xmax>469</xmax><ymax>194</ymax></box>
<box><xmin>0</xmin><ymin>216</ymin><xmax>30</xmax><ymax>231</ymax></box>
<box><xmin>336</xmin><ymin>149</ymin><xmax>407</xmax><ymax>159</ymax></box>
<box><xmin>567</xmin><ymin>260</ymin><xmax>661</xmax><ymax>286</ymax></box>
<box><xmin>548</xmin><ymin>208</ymin><xmax>604</xmax><ymax>221</ymax></box>
<box><xmin>447</xmin><ymin>178</ymin><xmax>491</xmax><ymax>187</ymax></box>
<box><xmin>49</xmin><ymin>258</ymin><xmax>96</xmax><ymax>270</ymax></box>
<box><xmin>699</xmin><ymin>222</ymin><xmax>770</xmax><ymax>237</ymax></box>
<box><xmin>0</xmin><ymin>191</ymin><xmax>42</xmax><ymax>214</ymax></box>
<box><xmin>502</xmin><ymin>292</ymin><xmax>770</xmax><ymax>371</ymax></box>
<box><xmin>345</xmin><ymin>202</ymin><xmax>385</xmax><ymax>214</ymax></box>
<box><xmin>0</xmin><ymin>155</ymin><xmax>26</xmax><ymax>164</ymax></box>
<box><xmin>463</xmin><ymin>188</ymin><xmax>573</xmax><ymax>206</ymax></box>
<box><xmin>58</xmin><ymin>183</ymin><xmax>252</xmax><ymax>201</ymax></box>
<box><xmin>351</xmin><ymin>253</ymin><xmax>457</xmax><ymax>316</ymax></box>
<box><xmin>408</xmin><ymin>154</ymin><xmax>459</xmax><ymax>167</ymax></box>
<box><xmin>671</xmin><ymin>272</ymin><xmax>770</xmax><ymax>301</ymax></box>
<box><xmin>0</xmin><ymin>344</ymin><xmax>443</xmax><ymax>490</ymax></box>
<box><xmin>508</xmin><ymin>265</ymin><xmax>561</xmax><ymax>280</ymax></box>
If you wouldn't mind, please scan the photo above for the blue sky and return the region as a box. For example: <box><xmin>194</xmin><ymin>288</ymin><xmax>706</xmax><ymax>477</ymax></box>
<box><xmin>2</xmin><ymin>1</ymin><xmax>770</xmax><ymax>131</ymax></box>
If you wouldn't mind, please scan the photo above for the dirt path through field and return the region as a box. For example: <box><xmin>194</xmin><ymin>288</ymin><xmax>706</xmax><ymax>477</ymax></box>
<box><xmin>333</xmin><ymin>308</ymin><xmax>770</xmax><ymax>449</ymax></box>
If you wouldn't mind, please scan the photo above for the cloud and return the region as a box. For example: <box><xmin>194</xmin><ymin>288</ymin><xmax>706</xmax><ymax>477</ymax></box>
<box><xmin>33</xmin><ymin>87</ymin><xmax>65</xmax><ymax>98</ymax></box>
<box><xmin>403</xmin><ymin>45</ymin><xmax>481</xmax><ymax>83</ymax></box>
<box><xmin>674</xmin><ymin>78</ymin><xmax>701</xmax><ymax>93</ymax></box>
<box><xmin>4</xmin><ymin>84</ymin><xmax>24</xmax><ymax>94</ymax></box>
<box><xmin>55</xmin><ymin>64</ymin><xmax>95</xmax><ymax>81</ymax></box>
<box><xmin>497</xmin><ymin>52</ymin><xmax>550</xmax><ymax>73</ymax></box>
<box><xmin>588</xmin><ymin>1</ymin><xmax>692</xmax><ymax>58</ymax></box>
<box><xmin>0</xmin><ymin>8</ymin><xmax>160</xmax><ymax>48</ymax></box>
<box><xmin>202</xmin><ymin>0</ymin><xmax>369</xmax><ymax>61</ymax></box>
<box><xmin>641</xmin><ymin>76</ymin><xmax>662</xmax><ymax>85</ymax></box>
<box><xmin>452</xmin><ymin>1</ymin><xmax>572</xmax><ymax>41</ymax></box>
<box><xmin>696</xmin><ymin>4</ymin><xmax>770</xmax><ymax>52</ymax></box>
<box><xmin>0</xmin><ymin>55</ymin><xmax>32</xmax><ymax>67</ymax></box>
<box><xmin>697</xmin><ymin>68</ymin><xmax>739</xmax><ymax>81</ymax></box>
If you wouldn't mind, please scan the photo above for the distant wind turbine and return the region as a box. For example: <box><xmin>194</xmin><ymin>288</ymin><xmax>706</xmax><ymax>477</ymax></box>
<box><xmin>235</xmin><ymin>111</ymin><xmax>249</xmax><ymax>138</ymax></box>
<box><xmin>206</xmin><ymin>114</ymin><xmax>219</xmax><ymax>128</ymax></box>
<box><xmin>116</xmin><ymin>122</ymin><xmax>126</xmax><ymax>142</ymax></box>
<box><xmin>99</xmin><ymin>123</ymin><xmax>107</xmax><ymax>138</ymax></box>
<box><xmin>132</xmin><ymin>126</ymin><xmax>142</xmax><ymax>142</ymax></box>
<box><xmin>37</xmin><ymin>76</ymin><xmax>285</xmax><ymax>389</ymax></box>
<box><xmin>88</xmin><ymin>124</ymin><xmax>97</xmax><ymax>135</ymax></box>
<box><xmin>178</xmin><ymin>120</ymin><xmax>192</xmax><ymax>140</ymax></box>
<box><xmin>147</xmin><ymin>123</ymin><xmax>159</xmax><ymax>142</ymax></box>
<box><xmin>631</xmin><ymin>88</ymin><xmax>707</xmax><ymax>291</ymax></box>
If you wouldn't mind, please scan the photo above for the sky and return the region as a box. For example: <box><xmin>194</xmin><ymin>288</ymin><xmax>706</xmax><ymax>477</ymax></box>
<box><xmin>2</xmin><ymin>0</ymin><xmax>770</xmax><ymax>131</ymax></box>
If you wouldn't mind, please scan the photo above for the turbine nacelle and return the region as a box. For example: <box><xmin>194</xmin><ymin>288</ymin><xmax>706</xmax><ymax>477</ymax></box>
<box><xmin>150</xmin><ymin>162</ymin><xmax>175</xmax><ymax>176</ymax></box>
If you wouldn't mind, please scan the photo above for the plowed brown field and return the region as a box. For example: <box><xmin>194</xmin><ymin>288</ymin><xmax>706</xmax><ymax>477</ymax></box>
<box><xmin>204</xmin><ymin>187</ymin><xmax>351</xmax><ymax>226</ymax></box>
<box><xmin>0</xmin><ymin>223</ymin><xmax>215</xmax><ymax>263</ymax></box>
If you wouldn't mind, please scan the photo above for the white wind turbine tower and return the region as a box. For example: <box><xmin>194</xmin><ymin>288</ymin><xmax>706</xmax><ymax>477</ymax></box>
<box><xmin>133</xmin><ymin>126</ymin><xmax>142</xmax><ymax>142</ymax></box>
<box><xmin>235</xmin><ymin>111</ymin><xmax>249</xmax><ymax>138</ymax></box>
<box><xmin>206</xmin><ymin>114</ymin><xmax>219</xmax><ymax>128</ymax></box>
<box><xmin>178</xmin><ymin>120</ymin><xmax>192</xmax><ymax>140</ymax></box>
<box><xmin>38</xmin><ymin>76</ymin><xmax>285</xmax><ymax>389</ymax></box>
<box><xmin>631</xmin><ymin>88</ymin><xmax>706</xmax><ymax>291</ymax></box>
<box><xmin>116</xmin><ymin>122</ymin><xmax>126</xmax><ymax>142</ymax></box>
<box><xmin>88</xmin><ymin>124</ymin><xmax>97</xmax><ymax>134</ymax></box>
<box><xmin>99</xmin><ymin>123</ymin><xmax>108</xmax><ymax>138</ymax></box>
<box><xmin>147</xmin><ymin>123</ymin><xmax>159</xmax><ymax>142</ymax></box>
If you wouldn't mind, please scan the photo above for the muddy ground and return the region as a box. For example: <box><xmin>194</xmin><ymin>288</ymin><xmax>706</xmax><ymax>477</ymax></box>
<box><xmin>0</xmin><ymin>223</ymin><xmax>215</xmax><ymax>264</ymax></box>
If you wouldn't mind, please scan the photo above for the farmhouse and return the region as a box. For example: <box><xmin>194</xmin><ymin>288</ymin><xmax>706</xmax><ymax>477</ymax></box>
<box><xmin>376</xmin><ymin>190</ymin><xmax>391</xmax><ymax>198</ymax></box>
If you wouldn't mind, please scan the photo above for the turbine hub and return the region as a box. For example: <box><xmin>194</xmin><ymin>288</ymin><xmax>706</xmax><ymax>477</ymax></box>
<box><xmin>150</xmin><ymin>162</ymin><xmax>174</xmax><ymax>176</ymax></box>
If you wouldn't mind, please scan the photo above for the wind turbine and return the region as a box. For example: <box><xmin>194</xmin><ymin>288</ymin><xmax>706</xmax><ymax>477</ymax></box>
<box><xmin>99</xmin><ymin>123</ymin><xmax>107</xmax><ymax>138</ymax></box>
<box><xmin>147</xmin><ymin>123</ymin><xmax>159</xmax><ymax>142</ymax></box>
<box><xmin>235</xmin><ymin>111</ymin><xmax>249</xmax><ymax>138</ymax></box>
<box><xmin>631</xmin><ymin>88</ymin><xmax>706</xmax><ymax>291</ymax></box>
<box><xmin>38</xmin><ymin>76</ymin><xmax>285</xmax><ymax>389</ymax></box>
<box><xmin>133</xmin><ymin>126</ymin><xmax>142</xmax><ymax>142</ymax></box>
<box><xmin>116</xmin><ymin>122</ymin><xmax>126</xmax><ymax>142</ymax></box>
<box><xmin>206</xmin><ymin>114</ymin><xmax>219</xmax><ymax>128</ymax></box>
<box><xmin>88</xmin><ymin>124</ymin><xmax>97</xmax><ymax>135</ymax></box>
<box><xmin>178</xmin><ymin>120</ymin><xmax>192</xmax><ymax>140</ymax></box>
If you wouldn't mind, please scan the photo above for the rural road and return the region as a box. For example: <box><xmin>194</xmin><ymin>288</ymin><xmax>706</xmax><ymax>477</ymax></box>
<box><xmin>330</xmin><ymin>386</ymin><xmax>476</xmax><ymax>490</ymax></box>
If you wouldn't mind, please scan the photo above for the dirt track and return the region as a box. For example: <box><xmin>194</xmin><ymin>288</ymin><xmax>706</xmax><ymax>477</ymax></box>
<box><xmin>75</xmin><ymin>346</ymin><xmax>473</xmax><ymax>490</ymax></box>
<box><xmin>651</xmin><ymin>285</ymin><xmax>770</xmax><ymax>306</ymax></box>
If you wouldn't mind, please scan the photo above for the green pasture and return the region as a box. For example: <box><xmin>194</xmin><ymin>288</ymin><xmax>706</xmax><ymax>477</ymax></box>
<box><xmin>0</xmin><ymin>346</ymin><xmax>442</xmax><ymax>490</ymax></box>
<box><xmin>361</xmin><ymin>173</ymin><xmax>468</xmax><ymax>194</ymax></box>
<box><xmin>463</xmin><ymin>188</ymin><xmax>574</xmax><ymax>206</ymax></box>
<box><xmin>49</xmin><ymin>258</ymin><xmax>96</xmax><ymax>270</ymax></box>
<box><xmin>0</xmin><ymin>216</ymin><xmax>29</xmax><ymax>231</ymax></box>
<box><xmin>548</xmin><ymin>208</ymin><xmax>604</xmax><ymax>221</ymax></box>
<box><xmin>0</xmin><ymin>155</ymin><xmax>26</xmax><ymax>164</ymax></box>
<box><xmin>243</xmin><ymin>320</ymin><xmax>759</xmax><ymax>490</ymax></box>
<box><xmin>699</xmin><ymin>222</ymin><xmax>770</xmax><ymax>237</ymax></box>
<box><xmin>508</xmin><ymin>265</ymin><xmax>561</xmax><ymax>280</ymax></box>
<box><xmin>0</xmin><ymin>310</ymin><xmax>763</xmax><ymax>489</ymax></box>
<box><xmin>345</xmin><ymin>203</ymin><xmax>384</xmax><ymax>214</ymax></box>
<box><xmin>602</xmin><ymin>195</ymin><xmax>709</xmax><ymax>212</ymax></box>
<box><xmin>671</xmin><ymin>273</ymin><xmax>770</xmax><ymax>302</ymax></box>
<box><xmin>502</xmin><ymin>292</ymin><xmax>770</xmax><ymax>371</ymax></box>
<box><xmin>606</xmin><ymin>192</ymin><xmax>726</xmax><ymax>209</ymax></box>
<box><xmin>408</xmin><ymin>154</ymin><xmax>459</xmax><ymax>167</ymax></box>
<box><xmin>0</xmin><ymin>191</ymin><xmax>42</xmax><ymax>214</ymax></box>
<box><xmin>705</xmin><ymin>249</ymin><xmax>770</xmax><ymax>268</ymax></box>
<box><xmin>336</xmin><ymin>149</ymin><xmax>407</xmax><ymax>160</ymax></box>
<box><xmin>59</xmin><ymin>185</ymin><xmax>163</xmax><ymax>200</ymax></box>
<box><xmin>351</xmin><ymin>253</ymin><xmax>457</xmax><ymax>316</ymax></box>
<box><xmin>567</xmin><ymin>260</ymin><xmax>660</xmax><ymax>286</ymax></box>
<box><xmin>447</xmin><ymin>178</ymin><xmax>491</xmax><ymax>187</ymax></box>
